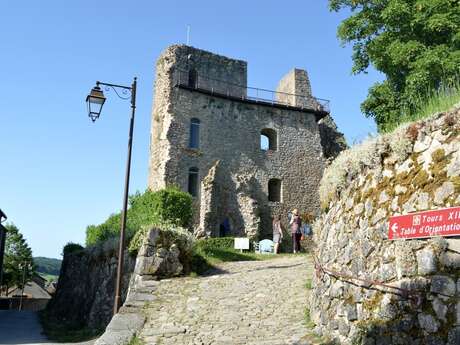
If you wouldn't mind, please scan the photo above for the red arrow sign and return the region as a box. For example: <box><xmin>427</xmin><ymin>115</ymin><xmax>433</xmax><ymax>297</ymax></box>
<box><xmin>389</xmin><ymin>206</ymin><xmax>460</xmax><ymax>240</ymax></box>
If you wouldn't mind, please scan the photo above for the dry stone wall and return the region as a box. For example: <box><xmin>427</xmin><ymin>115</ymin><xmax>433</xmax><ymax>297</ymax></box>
<box><xmin>94</xmin><ymin>226</ymin><xmax>193</xmax><ymax>345</ymax></box>
<box><xmin>311</xmin><ymin>107</ymin><xmax>460</xmax><ymax>344</ymax></box>
<box><xmin>46</xmin><ymin>242</ymin><xmax>135</xmax><ymax>330</ymax></box>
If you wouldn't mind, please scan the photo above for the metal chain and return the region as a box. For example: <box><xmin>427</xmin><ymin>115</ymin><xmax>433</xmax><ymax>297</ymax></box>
<box><xmin>312</xmin><ymin>253</ymin><xmax>424</xmax><ymax>307</ymax></box>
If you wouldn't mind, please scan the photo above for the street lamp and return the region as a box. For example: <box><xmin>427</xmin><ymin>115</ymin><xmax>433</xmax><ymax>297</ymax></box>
<box><xmin>18</xmin><ymin>262</ymin><xmax>32</xmax><ymax>311</ymax></box>
<box><xmin>86</xmin><ymin>85</ymin><xmax>106</xmax><ymax>122</ymax></box>
<box><xmin>85</xmin><ymin>77</ymin><xmax>137</xmax><ymax>315</ymax></box>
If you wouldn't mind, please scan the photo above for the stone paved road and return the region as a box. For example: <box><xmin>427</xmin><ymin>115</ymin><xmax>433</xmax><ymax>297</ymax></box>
<box><xmin>139</xmin><ymin>255</ymin><xmax>319</xmax><ymax>345</ymax></box>
<box><xmin>0</xmin><ymin>310</ymin><xmax>95</xmax><ymax>345</ymax></box>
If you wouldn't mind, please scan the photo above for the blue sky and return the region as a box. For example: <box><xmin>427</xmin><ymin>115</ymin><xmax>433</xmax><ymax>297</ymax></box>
<box><xmin>1</xmin><ymin>1</ymin><xmax>382</xmax><ymax>258</ymax></box>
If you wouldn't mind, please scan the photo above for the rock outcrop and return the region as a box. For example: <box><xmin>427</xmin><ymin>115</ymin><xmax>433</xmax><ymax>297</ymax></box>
<box><xmin>311</xmin><ymin>106</ymin><xmax>460</xmax><ymax>344</ymax></box>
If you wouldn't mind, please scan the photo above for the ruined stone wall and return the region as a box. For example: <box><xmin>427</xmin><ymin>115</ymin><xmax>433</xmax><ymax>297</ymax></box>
<box><xmin>311</xmin><ymin>107</ymin><xmax>460</xmax><ymax>344</ymax></box>
<box><xmin>149</xmin><ymin>45</ymin><xmax>326</xmax><ymax>239</ymax></box>
<box><xmin>276</xmin><ymin>68</ymin><xmax>318</xmax><ymax>109</ymax></box>
<box><xmin>46</xmin><ymin>243</ymin><xmax>135</xmax><ymax>330</ymax></box>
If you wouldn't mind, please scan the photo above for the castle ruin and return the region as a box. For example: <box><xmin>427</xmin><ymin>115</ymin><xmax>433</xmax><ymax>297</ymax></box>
<box><xmin>148</xmin><ymin>45</ymin><xmax>345</xmax><ymax>239</ymax></box>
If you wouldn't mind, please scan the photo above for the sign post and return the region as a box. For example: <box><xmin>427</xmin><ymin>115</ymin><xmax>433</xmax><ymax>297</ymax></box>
<box><xmin>389</xmin><ymin>206</ymin><xmax>460</xmax><ymax>240</ymax></box>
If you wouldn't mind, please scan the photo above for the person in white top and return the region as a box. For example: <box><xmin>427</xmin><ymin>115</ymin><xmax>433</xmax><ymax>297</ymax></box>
<box><xmin>272</xmin><ymin>215</ymin><xmax>284</xmax><ymax>254</ymax></box>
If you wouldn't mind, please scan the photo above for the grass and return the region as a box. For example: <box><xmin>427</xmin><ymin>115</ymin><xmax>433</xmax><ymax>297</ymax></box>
<box><xmin>190</xmin><ymin>237</ymin><xmax>301</xmax><ymax>275</ymax></box>
<box><xmin>303</xmin><ymin>307</ymin><xmax>316</xmax><ymax>328</ymax></box>
<box><xmin>305</xmin><ymin>278</ymin><xmax>312</xmax><ymax>290</ymax></box>
<box><xmin>383</xmin><ymin>79</ymin><xmax>460</xmax><ymax>133</ymax></box>
<box><xmin>39</xmin><ymin>310</ymin><xmax>103</xmax><ymax>343</ymax></box>
<box><xmin>38</xmin><ymin>273</ymin><xmax>59</xmax><ymax>283</ymax></box>
<box><xmin>128</xmin><ymin>335</ymin><xmax>144</xmax><ymax>345</ymax></box>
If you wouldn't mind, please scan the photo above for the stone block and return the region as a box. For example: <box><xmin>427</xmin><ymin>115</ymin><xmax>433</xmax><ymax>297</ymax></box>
<box><xmin>337</xmin><ymin>318</ymin><xmax>350</xmax><ymax>337</ymax></box>
<box><xmin>371</xmin><ymin>208</ymin><xmax>387</xmax><ymax>225</ymax></box>
<box><xmin>446</xmin><ymin>239</ymin><xmax>460</xmax><ymax>253</ymax></box>
<box><xmin>106</xmin><ymin>313</ymin><xmax>145</xmax><ymax>332</ymax></box>
<box><xmin>345</xmin><ymin>303</ymin><xmax>358</xmax><ymax>321</ymax></box>
<box><xmin>380</xmin><ymin>263</ymin><xmax>396</xmax><ymax>281</ymax></box>
<box><xmin>416</xmin><ymin>248</ymin><xmax>437</xmax><ymax>275</ymax></box>
<box><xmin>329</xmin><ymin>280</ymin><xmax>344</xmax><ymax>298</ymax></box>
<box><xmin>456</xmin><ymin>301</ymin><xmax>460</xmax><ymax>326</ymax></box>
<box><xmin>447</xmin><ymin>327</ymin><xmax>460</xmax><ymax>345</ymax></box>
<box><xmin>434</xmin><ymin>182</ymin><xmax>454</xmax><ymax>205</ymax></box>
<box><xmin>430</xmin><ymin>275</ymin><xmax>456</xmax><ymax>297</ymax></box>
<box><xmin>440</xmin><ymin>251</ymin><xmax>460</xmax><ymax>269</ymax></box>
<box><xmin>417</xmin><ymin>313</ymin><xmax>439</xmax><ymax>333</ymax></box>
<box><xmin>432</xmin><ymin>298</ymin><xmax>447</xmax><ymax>321</ymax></box>
<box><xmin>396</xmin><ymin>247</ymin><xmax>417</xmax><ymax>279</ymax></box>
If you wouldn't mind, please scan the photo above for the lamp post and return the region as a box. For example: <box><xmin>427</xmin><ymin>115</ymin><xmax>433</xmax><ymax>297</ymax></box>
<box><xmin>18</xmin><ymin>262</ymin><xmax>32</xmax><ymax>311</ymax></box>
<box><xmin>86</xmin><ymin>77</ymin><xmax>137</xmax><ymax>315</ymax></box>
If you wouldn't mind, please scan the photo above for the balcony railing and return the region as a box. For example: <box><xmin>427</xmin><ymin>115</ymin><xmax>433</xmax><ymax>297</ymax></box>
<box><xmin>173</xmin><ymin>70</ymin><xmax>330</xmax><ymax>114</ymax></box>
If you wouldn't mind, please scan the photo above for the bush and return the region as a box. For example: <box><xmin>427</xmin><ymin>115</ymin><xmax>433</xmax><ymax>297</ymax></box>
<box><xmin>145</xmin><ymin>187</ymin><xmax>193</xmax><ymax>228</ymax></box>
<box><xmin>85</xmin><ymin>187</ymin><xmax>193</xmax><ymax>246</ymax></box>
<box><xmin>63</xmin><ymin>243</ymin><xmax>84</xmax><ymax>255</ymax></box>
<box><xmin>194</xmin><ymin>237</ymin><xmax>235</xmax><ymax>254</ymax></box>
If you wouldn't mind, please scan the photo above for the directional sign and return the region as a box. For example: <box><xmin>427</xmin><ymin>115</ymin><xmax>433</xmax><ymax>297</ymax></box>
<box><xmin>389</xmin><ymin>206</ymin><xmax>460</xmax><ymax>240</ymax></box>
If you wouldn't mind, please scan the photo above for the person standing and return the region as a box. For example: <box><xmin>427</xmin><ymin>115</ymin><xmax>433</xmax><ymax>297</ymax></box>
<box><xmin>290</xmin><ymin>209</ymin><xmax>302</xmax><ymax>253</ymax></box>
<box><xmin>272</xmin><ymin>215</ymin><xmax>284</xmax><ymax>254</ymax></box>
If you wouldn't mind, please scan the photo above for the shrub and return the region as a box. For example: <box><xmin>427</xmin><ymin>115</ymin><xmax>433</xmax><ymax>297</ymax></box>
<box><xmin>194</xmin><ymin>237</ymin><xmax>235</xmax><ymax>252</ymax></box>
<box><xmin>145</xmin><ymin>186</ymin><xmax>193</xmax><ymax>227</ymax></box>
<box><xmin>85</xmin><ymin>187</ymin><xmax>193</xmax><ymax>246</ymax></box>
<box><xmin>63</xmin><ymin>243</ymin><xmax>84</xmax><ymax>255</ymax></box>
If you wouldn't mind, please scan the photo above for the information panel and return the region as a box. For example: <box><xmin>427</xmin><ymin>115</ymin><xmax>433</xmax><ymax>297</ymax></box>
<box><xmin>234</xmin><ymin>237</ymin><xmax>250</xmax><ymax>250</ymax></box>
<box><xmin>389</xmin><ymin>206</ymin><xmax>460</xmax><ymax>240</ymax></box>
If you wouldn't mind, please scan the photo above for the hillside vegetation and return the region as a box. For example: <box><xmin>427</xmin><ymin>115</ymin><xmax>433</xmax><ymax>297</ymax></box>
<box><xmin>33</xmin><ymin>257</ymin><xmax>62</xmax><ymax>276</ymax></box>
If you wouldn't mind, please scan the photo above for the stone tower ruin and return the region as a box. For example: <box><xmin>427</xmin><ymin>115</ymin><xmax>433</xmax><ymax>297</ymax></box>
<box><xmin>148</xmin><ymin>45</ymin><xmax>344</xmax><ymax>239</ymax></box>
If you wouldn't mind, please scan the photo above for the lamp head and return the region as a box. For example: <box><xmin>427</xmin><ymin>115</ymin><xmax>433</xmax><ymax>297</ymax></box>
<box><xmin>86</xmin><ymin>84</ymin><xmax>106</xmax><ymax>122</ymax></box>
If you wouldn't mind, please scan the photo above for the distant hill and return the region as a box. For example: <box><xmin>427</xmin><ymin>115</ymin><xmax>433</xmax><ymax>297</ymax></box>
<box><xmin>33</xmin><ymin>257</ymin><xmax>62</xmax><ymax>276</ymax></box>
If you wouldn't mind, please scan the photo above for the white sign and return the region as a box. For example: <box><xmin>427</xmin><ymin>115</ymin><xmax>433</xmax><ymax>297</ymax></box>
<box><xmin>234</xmin><ymin>237</ymin><xmax>250</xmax><ymax>251</ymax></box>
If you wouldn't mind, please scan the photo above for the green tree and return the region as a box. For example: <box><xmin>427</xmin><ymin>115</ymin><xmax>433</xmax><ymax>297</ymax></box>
<box><xmin>2</xmin><ymin>224</ymin><xmax>34</xmax><ymax>293</ymax></box>
<box><xmin>330</xmin><ymin>0</ymin><xmax>460</xmax><ymax>131</ymax></box>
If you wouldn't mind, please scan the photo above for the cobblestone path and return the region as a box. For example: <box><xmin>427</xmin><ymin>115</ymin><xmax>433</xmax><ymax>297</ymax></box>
<box><xmin>139</xmin><ymin>255</ymin><xmax>319</xmax><ymax>345</ymax></box>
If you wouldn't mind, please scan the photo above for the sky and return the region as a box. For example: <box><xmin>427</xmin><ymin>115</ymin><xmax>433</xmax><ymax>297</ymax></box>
<box><xmin>0</xmin><ymin>1</ymin><xmax>383</xmax><ymax>259</ymax></box>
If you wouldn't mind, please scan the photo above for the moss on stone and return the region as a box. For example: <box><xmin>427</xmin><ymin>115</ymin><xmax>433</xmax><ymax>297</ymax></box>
<box><xmin>362</xmin><ymin>292</ymin><xmax>383</xmax><ymax>313</ymax></box>
<box><xmin>432</xmin><ymin>148</ymin><xmax>446</xmax><ymax>163</ymax></box>
<box><xmin>413</xmin><ymin>169</ymin><xmax>430</xmax><ymax>188</ymax></box>
<box><xmin>451</xmin><ymin>176</ymin><xmax>460</xmax><ymax>193</ymax></box>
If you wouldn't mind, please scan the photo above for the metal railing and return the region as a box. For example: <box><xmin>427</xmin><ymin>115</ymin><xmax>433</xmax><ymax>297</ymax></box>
<box><xmin>174</xmin><ymin>70</ymin><xmax>330</xmax><ymax>113</ymax></box>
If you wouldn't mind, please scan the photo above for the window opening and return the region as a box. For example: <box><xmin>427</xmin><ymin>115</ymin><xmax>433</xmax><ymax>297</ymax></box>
<box><xmin>268</xmin><ymin>178</ymin><xmax>282</xmax><ymax>202</ymax></box>
<box><xmin>188</xmin><ymin>68</ymin><xmax>197</xmax><ymax>88</ymax></box>
<box><xmin>189</xmin><ymin>118</ymin><xmax>200</xmax><ymax>149</ymax></box>
<box><xmin>188</xmin><ymin>167</ymin><xmax>199</xmax><ymax>197</ymax></box>
<box><xmin>260</xmin><ymin>128</ymin><xmax>277</xmax><ymax>151</ymax></box>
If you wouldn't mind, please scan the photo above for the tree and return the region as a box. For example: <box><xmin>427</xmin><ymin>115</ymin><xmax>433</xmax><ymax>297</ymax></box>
<box><xmin>2</xmin><ymin>224</ymin><xmax>34</xmax><ymax>294</ymax></box>
<box><xmin>329</xmin><ymin>0</ymin><xmax>460</xmax><ymax>131</ymax></box>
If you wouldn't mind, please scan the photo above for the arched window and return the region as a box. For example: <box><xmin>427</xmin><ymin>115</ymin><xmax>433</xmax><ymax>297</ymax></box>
<box><xmin>189</xmin><ymin>118</ymin><xmax>200</xmax><ymax>149</ymax></box>
<box><xmin>188</xmin><ymin>68</ymin><xmax>197</xmax><ymax>88</ymax></box>
<box><xmin>268</xmin><ymin>178</ymin><xmax>282</xmax><ymax>202</ymax></box>
<box><xmin>188</xmin><ymin>167</ymin><xmax>199</xmax><ymax>197</ymax></box>
<box><xmin>260</xmin><ymin>128</ymin><xmax>277</xmax><ymax>151</ymax></box>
